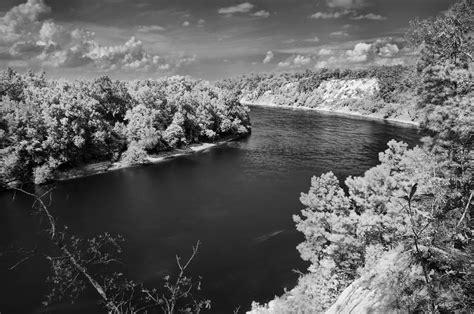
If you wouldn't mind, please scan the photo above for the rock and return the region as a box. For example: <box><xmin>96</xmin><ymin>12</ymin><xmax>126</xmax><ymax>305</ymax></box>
<box><xmin>325</xmin><ymin>248</ymin><xmax>418</xmax><ymax>314</ymax></box>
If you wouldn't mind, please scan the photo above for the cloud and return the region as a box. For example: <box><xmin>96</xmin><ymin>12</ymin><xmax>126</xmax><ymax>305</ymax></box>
<box><xmin>197</xmin><ymin>19</ymin><xmax>206</xmax><ymax>26</ymax></box>
<box><xmin>305</xmin><ymin>36</ymin><xmax>320</xmax><ymax>42</ymax></box>
<box><xmin>182</xmin><ymin>21</ymin><xmax>190</xmax><ymax>27</ymax></box>
<box><xmin>137</xmin><ymin>25</ymin><xmax>165</xmax><ymax>33</ymax></box>
<box><xmin>326</xmin><ymin>0</ymin><xmax>367</xmax><ymax>9</ymax></box>
<box><xmin>294</xmin><ymin>55</ymin><xmax>311</xmax><ymax>66</ymax></box>
<box><xmin>378</xmin><ymin>43</ymin><xmax>399</xmax><ymax>57</ymax></box>
<box><xmin>278</xmin><ymin>55</ymin><xmax>311</xmax><ymax>68</ymax></box>
<box><xmin>351</xmin><ymin>13</ymin><xmax>387</xmax><ymax>20</ymax></box>
<box><xmin>310</xmin><ymin>11</ymin><xmax>348</xmax><ymax>19</ymax></box>
<box><xmin>346</xmin><ymin>42</ymin><xmax>373</xmax><ymax>62</ymax></box>
<box><xmin>252</xmin><ymin>10</ymin><xmax>270</xmax><ymax>18</ymax></box>
<box><xmin>218</xmin><ymin>2</ymin><xmax>255</xmax><ymax>15</ymax></box>
<box><xmin>263</xmin><ymin>51</ymin><xmax>274</xmax><ymax>63</ymax></box>
<box><xmin>278</xmin><ymin>61</ymin><xmax>291</xmax><ymax>67</ymax></box>
<box><xmin>9</xmin><ymin>40</ymin><xmax>44</xmax><ymax>57</ymax></box>
<box><xmin>0</xmin><ymin>0</ymin><xmax>196</xmax><ymax>73</ymax></box>
<box><xmin>0</xmin><ymin>0</ymin><xmax>51</xmax><ymax>43</ymax></box>
<box><xmin>318</xmin><ymin>48</ymin><xmax>332</xmax><ymax>56</ymax></box>
<box><xmin>330</xmin><ymin>31</ymin><xmax>349</xmax><ymax>37</ymax></box>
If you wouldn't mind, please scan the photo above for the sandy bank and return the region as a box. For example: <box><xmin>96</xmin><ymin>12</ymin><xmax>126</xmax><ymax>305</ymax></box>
<box><xmin>54</xmin><ymin>137</ymin><xmax>241</xmax><ymax>183</ymax></box>
<box><xmin>242</xmin><ymin>101</ymin><xmax>420</xmax><ymax>128</ymax></box>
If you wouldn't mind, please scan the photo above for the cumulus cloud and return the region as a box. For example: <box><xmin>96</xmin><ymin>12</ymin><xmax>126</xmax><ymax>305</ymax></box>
<box><xmin>346</xmin><ymin>42</ymin><xmax>373</xmax><ymax>62</ymax></box>
<box><xmin>0</xmin><ymin>0</ymin><xmax>50</xmax><ymax>43</ymax></box>
<box><xmin>0</xmin><ymin>0</ymin><xmax>196</xmax><ymax>73</ymax></box>
<box><xmin>351</xmin><ymin>13</ymin><xmax>387</xmax><ymax>20</ymax></box>
<box><xmin>137</xmin><ymin>25</ymin><xmax>165</xmax><ymax>33</ymax></box>
<box><xmin>278</xmin><ymin>55</ymin><xmax>311</xmax><ymax>68</ymax></box>
<box><xmin>263</xmin><ymin>51</ymin><xmax>274</xmax><ymax>63</ymax></box>
<box><xmin>252</xmin><ymin>10</ymin><xmax>270</xmax><ymax>18</ymax></box>
<box><xmin>277</xmin><ymin>61</ymin><xmax>291</xmax><ymax>67</ymax></box>
<box><xmin>294</xmin><ymin>55</ymin><xmax>311</xmax><ymax>66</ymax></box>
<box><xmin>378</xmin><ymin>43</ymin><xmax>399</xmax><ymax>57</ymax></box>
<box><xmin>318</xmin><ymin>48</ymin><xmax>332</xmax><ymax>56</ymax></box>
<box><xmin>310</xmin><ymin>11</ymin><xmax>348</xmax><ymax>19</ymax></box>
<box><xmin>182</xmin><ymin>21</ymin><xmax>190</xmax><ymax>27</ymax></box>
<box><xmin>218</xmin><ymin>2</ymin><xmax>255</xmax><ymax>15</ymax></box>
<box><xmin>330</xmin><ymin>31</ymin><xmax>349</xmax><ymax>37</ymax></box>
<box><xmin>305</xmin><ymin>36</ymin><xmax>320</xmax><ymax>42</ymax></box>
<box><xmin>197</xmin><ymin>19</ymin><xmax>206</xmax><ymax>26</ymax></box>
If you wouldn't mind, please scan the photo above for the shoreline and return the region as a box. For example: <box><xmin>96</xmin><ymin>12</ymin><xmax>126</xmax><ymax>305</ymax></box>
<box><xmin>242</xmin><ymin>101</ymin><xmax>420</xmax><ymax>128</ymax></box>
<box><xmin>51</xmin><ymin>136</ymin><xmax>244</xmax><ymax>183</ymax></box>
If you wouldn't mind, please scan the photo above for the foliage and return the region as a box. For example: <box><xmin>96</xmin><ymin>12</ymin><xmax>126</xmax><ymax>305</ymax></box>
<box><xmin>406</xmin><ymin>0</ymin><xmax>473</xmax><ymax>69</ymax></box>
<box><xmin>252</xmin><ymin>2</ymin><xmax>473</xmax><ymax>312</ymax></box>
<box><xmin>0</xmin><ymin>71</ymin><xmax>251</xmax><ymax>186</ymax></box>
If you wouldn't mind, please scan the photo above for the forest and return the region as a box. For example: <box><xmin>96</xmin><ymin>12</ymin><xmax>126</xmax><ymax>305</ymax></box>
<box><xmin>251</xmin><ymin>1</ymin><xmax>473</xmax><ymax>312</ymax></box>
<box><xmin>0</xmin><ymin>74</ymin><xmax>251</xmax><ymax>186</ymax></box>
<box><xmin>0</xmin><ymin>0</ymin><xmax>472</xmax><ymax>313</ymax></box>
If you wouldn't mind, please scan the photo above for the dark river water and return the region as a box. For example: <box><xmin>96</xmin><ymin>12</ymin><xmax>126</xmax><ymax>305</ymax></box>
<box><xmin>0</xmin><ymin>106</ymin><xmax>419</xmax><ymax>313</ymax></box>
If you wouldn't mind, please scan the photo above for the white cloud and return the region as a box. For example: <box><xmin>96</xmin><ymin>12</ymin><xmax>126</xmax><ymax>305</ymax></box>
<box><xmin>278</xmin><ymin>55</ymin><xmax>311</xmax><ymax>68</ymax></box>
<box><xmin>294</xmin><ymin>55</ymin><xmax>311</xmax><ymax>66</ymax></box>
<box><xmin>305</xmin><ymin>36</ymin><xmax>320</xmax><ymax>42</ymax></box>
<box><xmin>137</xmin><ymin>25</ymin><xmax>165</xmax><ymax>33</ymax></box>
<box><xmin>39</xmin><ymin>21</ymin><xmax>70</xmax><ymax>45</ymax></box>
<box><xmin>346</xmin><ymin>42</ymin><xmax>372</xmax><ymax>62</ymax></box>
<box><xmin>0</xmin><ymin>0</ymin><xmax>51</xmax><ymax>43</ymax></box>
<box><xmin>263</xmin><ymin>51</ymin><xmax>274</xmax><ymax>63</ymax></box>
<box><xmin>310</xmin><ymin>11</ymin><xmax>347</xmax><ymax>19</ymax></box>
<box><xmin>318</xmin><ymin>48</ymin><xmax>332</xmax><ymax>56</ymax></box>
<box><xmin>197</xmin><ymin>19</ymin><xmax>206</xmax><ymax>25</ymax></box>
<box><xmin>277</xmin><ymin>61</ymin><xmax>290</xmax><ymax>67</ymax></box>
<box><xmin>218</xmin><ymin>2</ymin><xmax>255</xmax><ymax>15</ymax></box>
<box><xmin>182</xmin><ymin>21</ymin><xmax>190</xmax><ymax>27</ymax></box>
<box><xmin>252</xmin><ymin>10</ymin><xmax>270</xmax><ymax>18</ymax></box>
<box><xmin>351</xmin><ymin>13</ymin><xmax>387</xmax><ymax>20</ymax></box>
<box><xmin>378</xmin><ymin>43</ymin><xmax>399</xmax><ymax>57</ymax></box>
<box><xmin>0</xmin><ymin>0</ymin><xmax>196</xmax><ymax>72</ymax></box>
<box><xmin>330</xmin><ymin>30</ymin><xmax>349</xmax><ymax>37</ymax></box>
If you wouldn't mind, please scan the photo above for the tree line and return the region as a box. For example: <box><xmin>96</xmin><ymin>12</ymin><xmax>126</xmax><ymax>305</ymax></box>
<box><xmin>0</xmin><ymin>73</ymin><xmax>251</xmax><ymax>186</ymax></box>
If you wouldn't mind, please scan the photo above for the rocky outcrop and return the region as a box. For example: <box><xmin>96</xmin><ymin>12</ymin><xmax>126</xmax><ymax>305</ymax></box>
<box><xmin>314</xmin><ymin>78</ymin><xmax>379</xmax><ymax>103</ymax></box>
<box><xmin>325</xmin><ymin>249</ymin><xmax>419</xmax><ymax>314</ymax></box>
<box><xmin>248</xmin><ymin>248</ymin><xmax>421</xmax><ymax>314</ymax></box>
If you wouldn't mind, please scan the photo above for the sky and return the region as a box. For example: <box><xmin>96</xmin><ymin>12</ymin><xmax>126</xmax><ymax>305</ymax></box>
<box><xmin>0</xmin><ymin>0</ymin><xmax>453</xmax><ymax>80</ymax></box>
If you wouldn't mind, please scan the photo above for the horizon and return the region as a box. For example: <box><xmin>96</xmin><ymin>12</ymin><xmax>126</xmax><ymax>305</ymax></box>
<box><xmin>0</xmin><ymin>0</ymin><xmax>452</xmax><ymax>80</ymax></box>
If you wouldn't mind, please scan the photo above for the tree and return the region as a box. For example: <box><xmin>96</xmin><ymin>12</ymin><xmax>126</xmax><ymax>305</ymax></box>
<box><xmin>6</xmin><ymin>188</ymin><xmax>211</xmax><ymax>313</ymax></box>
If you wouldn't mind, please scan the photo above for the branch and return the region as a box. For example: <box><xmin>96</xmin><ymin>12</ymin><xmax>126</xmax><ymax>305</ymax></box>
<box><xmin>9</xmin><ymin>252</ymin><xmax>37</xmax><ymax>270</ymax></box>
<box><xmin>456</xmin><ymin>191</ymin><xmax>473</xmax><ymax>228</ymax></box>
<box><xmin>13</xmin><ymin>187</ymin><xmax>57</xmax><ymax>238</ymax></box>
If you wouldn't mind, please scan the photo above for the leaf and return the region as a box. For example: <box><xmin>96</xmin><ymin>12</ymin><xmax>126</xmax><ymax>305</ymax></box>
<box><xmin>409</xmin><ymin>183</ymin><xmax>418</xmax><ymax>202</ymax></box>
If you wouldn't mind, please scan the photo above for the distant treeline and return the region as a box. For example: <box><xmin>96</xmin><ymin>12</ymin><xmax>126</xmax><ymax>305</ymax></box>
<box><xmin>217</xmin><ymin>65</ymin><xmax>420</xmax><ymax>119</ymax></box>
<box><xmin>0</xmin><ymin>70</ymin><xmax>251</xmax><ymax>185</ymax></box>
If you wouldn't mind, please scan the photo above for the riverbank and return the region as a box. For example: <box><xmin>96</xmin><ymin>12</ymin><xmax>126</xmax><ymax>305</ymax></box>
<box><xmin>53</xmin><ymin>136</ymin><xmax>244</xmax><ymax>182</ymax></box>
<box><xmin>0</xmin><ymin>136</ymin><xmax>245</xmax><ymax>190</ymax></box>
<box><xmin>242</xmin><ymin>101</ymin><xmax>420</xmax><ymax>128</ymax></box>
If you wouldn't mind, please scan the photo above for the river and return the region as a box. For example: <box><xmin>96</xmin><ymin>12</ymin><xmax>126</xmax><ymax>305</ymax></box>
<box><xmin>0</xmin><ymin>105</ymin><xmax>420</xmax><ymax>313</ymax></box>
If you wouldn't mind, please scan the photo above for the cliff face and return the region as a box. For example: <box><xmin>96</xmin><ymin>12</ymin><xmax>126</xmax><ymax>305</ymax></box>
<box><xmin>325</xmin><ymin>249</ymin><xmax>412</xmax><ymax>314</ymax></box>
<box><xmin>249</xmin><ymin>248</ymin><xmax>423</xmax><ymax>314</ymax></box>
<box><xmin>242</xmin><ymin>78</ymin><xmax>380</xmax><ymax>108</ymax></box>
<box><xmin>241</xmin><ymin>77</ymin><xmax>419</xmax><ymax>126</ymax></box>
<box><xmin>315</xmin><ymin>78</ymin><xmax>379</xmax><ymax>104</ymax></box>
